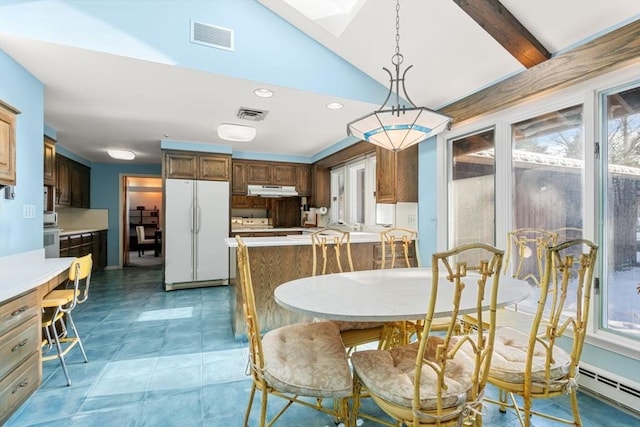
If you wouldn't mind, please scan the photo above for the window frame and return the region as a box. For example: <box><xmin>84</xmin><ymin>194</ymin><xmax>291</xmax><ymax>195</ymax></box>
<box><xmin>436</xmin><ymin>63</ymin><xmax>640</xmax><ymax>358</ymax></box>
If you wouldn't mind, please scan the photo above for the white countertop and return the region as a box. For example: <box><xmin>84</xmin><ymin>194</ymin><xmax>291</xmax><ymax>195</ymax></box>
<box><xmin>230</xmin><ymin>227</ymin><xmax>306</xmax><ymax>233</ymax></box>
<box><xmin>0</xmin><ymin>250</ymin><xmax>74</xmax><ymax>302</ymax></box>
<box><xmin>225</xmin><ymin>231</ymin><xmax>382</xmax><ymax>247</ymax></box>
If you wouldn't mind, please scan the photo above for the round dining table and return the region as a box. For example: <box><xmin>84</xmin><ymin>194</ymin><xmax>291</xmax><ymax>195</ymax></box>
<box><xmin>274</xmin><ymin>267</ymin><xmax>531</xmax><ymax>322</ymax></box>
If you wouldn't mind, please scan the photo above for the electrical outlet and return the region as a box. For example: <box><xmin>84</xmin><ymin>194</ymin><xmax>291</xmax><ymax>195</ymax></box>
<box><xmin>23</xmin><ymin>204</ymin><xmax>36</xmax><ymax>218</ymax></box>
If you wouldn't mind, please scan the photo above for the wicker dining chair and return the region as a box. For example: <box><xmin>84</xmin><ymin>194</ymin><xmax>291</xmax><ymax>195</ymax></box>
<box><xmin>311</xmin><ymin>228</ymin><xmax>385</xmax><ymax>349</ymax></box>
<box><xmin>235</xmin><ymin>236</ymin><xmax>352</xmax><ymax>426</ymax></box>
<box><xmin>486</xmin><ymin>239</ymin><xmax>598</xmax><ymax>426</ymax></box>
<box><xmin>351</xmin><ymin>243</ymin><xmax>505</xmax><ymax>427</ymax></box>
<box><xmin>462</xmin><ymin>228</ymin><xmax>558</xmax><ymax>334</ymax></box>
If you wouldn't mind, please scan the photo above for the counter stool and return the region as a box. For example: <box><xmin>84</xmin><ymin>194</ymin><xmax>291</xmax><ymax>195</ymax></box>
<box><xmin>41</xmin><ymin>254</ymin><xmax>92</xmax><ymax>386</ymax></box>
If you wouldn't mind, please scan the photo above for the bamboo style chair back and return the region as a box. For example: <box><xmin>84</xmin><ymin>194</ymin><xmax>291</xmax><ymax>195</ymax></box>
<box><xmin>380</xmin><ymin>227</ymin><xmax>420</xmax><ymax>269</ymax></box>
<box><xmin>311</xmin><ymin>228</ymin><xmax>354</xmax><ymax>276</ymax></box>
<box><xmin>351</xmin><ymin>243</ymin><xmax>504</xmax><ymax>427</ymax></box>
<box><xmin>235</xmin><ymin>236</ymin><xmax>353</xmax><ymax>426</ymax></box>
<box><xmin>487</xmin><ymin>239</ymin><xmax>598</xmax><ymax>427</ymax></box>
<box><xmin>504</xmin><ymin>228</ymin><xmax>558</xmax><ymax>286</ymax></box>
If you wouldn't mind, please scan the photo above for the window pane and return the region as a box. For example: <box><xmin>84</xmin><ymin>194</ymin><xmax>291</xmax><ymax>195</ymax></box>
<box><xmin>449</xmin><ymin>129</ymin><xmax>495</xmax><ymax>247</ymax></box>
<box><xmin>603</xmin><ymin>85</ymin><xmax>640</xmax><ymax>338</ymax></box>
<box><xmin>511</xmin><ymin>105</ymin><xmax>584</xmax><ymax>313</ymax></box>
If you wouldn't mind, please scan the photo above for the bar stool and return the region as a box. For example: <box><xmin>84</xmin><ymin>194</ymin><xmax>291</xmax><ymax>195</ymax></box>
<box><xmin>41</xmin><ymin>254</ymin><xmax>92</xmax><ymax>386</ymax></box>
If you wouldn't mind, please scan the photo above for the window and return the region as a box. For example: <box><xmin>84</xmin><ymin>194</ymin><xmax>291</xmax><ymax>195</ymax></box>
<box><xmin>601</xmin><ymin>84</ymin><xmax>640</xmax><ymax>339</ymax></box>
<box><xmin>330</xmin><ymin>154</ymin><xmax>376</xmax><ymax>226</ymax></box>
<box><xmin>441</xmin><ymin>69</ymin><xmax>640</xmax><ymax>346</ymax></box>
<box><xmin>448</xmin><ymin>129</ymin><xmax>495</xmax><ymax>247</ymax></box>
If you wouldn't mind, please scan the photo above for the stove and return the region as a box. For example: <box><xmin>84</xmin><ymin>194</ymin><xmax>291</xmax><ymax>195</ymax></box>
<box><xmin>231</xmin><ymin>217</ymin><xmax>272</xmax><ymax>230</ymax></box>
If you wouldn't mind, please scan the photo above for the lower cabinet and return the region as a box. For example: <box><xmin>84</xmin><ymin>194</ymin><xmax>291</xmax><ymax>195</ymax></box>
<box><xmin>59</xmin><ymin>230</ymin><xmax>107</xmax><ymax>270</ymax></box>
<box><xmin>0</xmin><ymin>291</ymin><xmax>41</xmax><ymax>425</ymax></box>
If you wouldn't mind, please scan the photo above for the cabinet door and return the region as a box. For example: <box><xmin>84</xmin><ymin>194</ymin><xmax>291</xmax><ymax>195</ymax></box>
<box><xmin>79</xmin><ymin>165</ymin><xmax>90</xmax><ymax>208</ymax></box>
<box><xmin>273</xmin><ymin>163</ymin><xmax>296</xmax><ymax>186</ymax></box>
<box><xmin>311</xmin><ymin>166</ymin><xmax>330</xmax><ymax>207</ymax></box>
<box><xmin>376</xmin><ymin>147</ymin><xmax>398</xmax><ymax>203</ymax></box>
<box><xmin>56</xmin><ymin>156</ymin><xmax>71</xmax><ymax>206</ymax></box>
<box><xmin>70</xmin><ymin>165</ymin><xmax>82</xmax><ymax>207</ymax></box>
<box><xmin>165</xmin><ymin>152</ymin><xmax>197</xmax><ymax>179</ymax></box>
<box><xmin>231</xmin><ymin>161</ymin><xmax>248</xmax><ymax>194</ymax></box>
<box><xmin>198</xmin><ymin>154</ymin><xmax>230</xmax><ymax>181</ymax></box>
<box><xmin>0</xmin><ymin>102</ymin><xmax>17</xmax><ymax>187</ymax></box>
<box><xmin>296</xmin><ymin>164</ymin><xmax>311</xmax><ymax>196</ymax></box>
<box><xmin>43</xmin><ymin>137</ymin><xmax>56</xmax><ymax>186</ymax></box>
<box><xmin>247</xmin><ymin>162</ymin><xmax>272</xmax><ymax>184</ymax></box>
<box><xmin>231</xmin><ymin>194</ymin><xmax>250</xmax><ymax>208</ymax></box>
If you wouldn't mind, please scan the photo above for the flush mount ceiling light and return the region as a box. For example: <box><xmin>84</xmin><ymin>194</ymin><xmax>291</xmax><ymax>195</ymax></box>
<box><xmin>107</xmin><ymin>149</ymin><xmax>136</xmax><ymax>160</ymax></box>
<box><xmin>326</xmin><ymin>102</ymin><xmax>343</xmax><ymax>110</ymax></box>
<box><xmin>347</xmin><ymin>0</ymin><xmax>451</xmax><ymax>152</ymax></box>
<box><xmin>217</xmin><ymin>123</ymin><xmax>257</xmax><ymax>142</ymax></box>
<box><xmin>253</xmin><ymin>88</ymin><xmax>274</xmax><ymax>98</ymax></box>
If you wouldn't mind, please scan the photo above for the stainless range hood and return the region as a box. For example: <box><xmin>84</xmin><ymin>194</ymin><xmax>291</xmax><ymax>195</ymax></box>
<box><xmin>247</xmin><ymin>184</ymin><xmax>298</xmax><ymax>198</ymax></box>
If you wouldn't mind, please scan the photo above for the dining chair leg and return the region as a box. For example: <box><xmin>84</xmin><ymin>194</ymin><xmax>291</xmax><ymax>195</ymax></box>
<box><xmin>66</xmin><ymin>312</ymin><xmax>88</xmax><ymax>363</ymax></box>
<box><xmin>243</xmin><ymin>383</ymin><xmax>256</xmax><ymax>426</ymax></box>
<box><xmin>51</xmin><ymin>320</ymin><xmax>72</xmax><ymax>386</ymax></box>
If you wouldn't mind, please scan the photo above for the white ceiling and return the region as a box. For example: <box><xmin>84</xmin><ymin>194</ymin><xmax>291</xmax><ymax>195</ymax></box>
<box><xmin>0</xmin><ymin>0</ymin><xmax>638</xmax><ymax>164</ymax></box>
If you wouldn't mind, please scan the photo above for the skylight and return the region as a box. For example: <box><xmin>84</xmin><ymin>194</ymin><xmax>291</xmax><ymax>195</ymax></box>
<box><xmin>284</xmin><ymin>0</ymin><xmax>365</xmax><ymax>37</ymax></box>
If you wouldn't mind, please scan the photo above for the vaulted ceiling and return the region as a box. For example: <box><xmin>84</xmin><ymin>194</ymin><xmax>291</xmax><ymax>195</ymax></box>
<box><xmin>0</xmin><ymin>0</ymin><xmax>638</xmax><ymax>164</ymax></box>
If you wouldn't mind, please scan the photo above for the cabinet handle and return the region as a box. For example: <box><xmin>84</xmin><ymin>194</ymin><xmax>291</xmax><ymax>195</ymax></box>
<box><xmin>11</xmin><ymin>339</ymin><xmax>29</xmax><ymax>352</ymax></box>
<box><xmin>11</xmin><ymin>380</ymin><xmax>29</xmax><ymax>394</ymax></box>
<box><xmin>11</xmin><ymin>306</ymin><xmax>28</xmax><ymax>316</ymax></box>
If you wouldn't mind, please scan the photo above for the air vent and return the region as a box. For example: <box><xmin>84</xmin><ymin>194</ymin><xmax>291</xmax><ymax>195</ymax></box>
<box><xmin>237</xmin><ymin>108</ymin><xmax>269</xmax><ymax>122</ymax></box>
<box><xmin>190</xmin><ymin>20</ymin><xmax>234</xmax><ymax>51</ymax></box>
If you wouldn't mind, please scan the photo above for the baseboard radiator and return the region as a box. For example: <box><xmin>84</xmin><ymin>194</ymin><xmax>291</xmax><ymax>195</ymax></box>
<box><xmin>578</xmin><ymin>362</ymin><xmax>640</xmax><ymax>416</ymax></box>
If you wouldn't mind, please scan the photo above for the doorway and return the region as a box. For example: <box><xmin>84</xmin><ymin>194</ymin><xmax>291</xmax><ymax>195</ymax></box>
<box><xmin>123</xmin><ymin>176</ymin><xmax>163</xmax><ymax>267</ymax></box>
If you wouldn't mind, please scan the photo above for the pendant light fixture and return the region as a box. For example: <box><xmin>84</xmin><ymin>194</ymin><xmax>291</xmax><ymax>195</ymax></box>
<box><xmin>347</xmin><ymin>0</ymin><xmax>451</xmax><ymax>152</ymax></box>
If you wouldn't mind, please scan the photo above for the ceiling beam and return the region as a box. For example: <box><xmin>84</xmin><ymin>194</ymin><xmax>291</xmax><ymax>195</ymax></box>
<box><xmin>453</xmin><ymin>0</ymin><xmax>550</xmax><ymax>68</ymax></box>
<box><xmin>440</xmin><ymin>19</ymin><xmax>640</xmax><ymax>124</ymax></box>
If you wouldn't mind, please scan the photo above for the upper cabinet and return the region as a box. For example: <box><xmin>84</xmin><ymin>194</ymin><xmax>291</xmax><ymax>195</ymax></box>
<box><xmin>56</xmin><ymin>154</ymin><xmax>90</xmax><ymax>208</ymax></box>
<box><xmin>43</xmin><ymin>136</ymin><xmax>56</xmax><ymax>186</ymax></box>
<box><xmin>376</xmin><ymin>145</ymin><xmax>418</xmax><ymax>203</ymax></box>
<box><xmin>231</xmin><ymin>160</ymin><xmax>311</xmax><ymax>195</ymax></box>
<box><xmin>164</xmin><ymin>151</ymin><xmax>230</xmax><ymax>181</ymax></box>
<box><xmin>0</xmin><ymin>100</ymin><xmax>20</xmax><ymax>187</ymax></box>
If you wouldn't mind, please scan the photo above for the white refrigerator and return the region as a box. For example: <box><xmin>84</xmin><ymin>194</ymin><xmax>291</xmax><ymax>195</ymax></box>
<box><xmin>164</xmin><ymin>179</ymin><xmax>229</xmax><ymax>290</ymax></box>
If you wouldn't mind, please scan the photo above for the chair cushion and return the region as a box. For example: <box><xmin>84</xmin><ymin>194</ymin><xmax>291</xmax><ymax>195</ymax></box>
<box><xmin>489</xmin><ymin>326</ymin><xmax>571</xmax><ymax>384</ymax></box>
<box><xmin>262</xmin><ymin>320</ymin><xmax>352</xmax><ymax>398</ymax></box>
<box><xmin>351</xmin><ymin>337</ymin><xmax>474</xmax><ymax>411</ymax></box>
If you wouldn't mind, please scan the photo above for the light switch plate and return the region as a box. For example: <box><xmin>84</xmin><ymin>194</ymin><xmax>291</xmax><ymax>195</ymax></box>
<box><xmin>23</xmin><ymin>204</ymin><xmax>36</xmax><ymax>218</ymax></box>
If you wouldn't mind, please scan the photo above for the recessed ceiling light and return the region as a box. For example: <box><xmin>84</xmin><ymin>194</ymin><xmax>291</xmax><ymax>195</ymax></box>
<box><xmin>326</xmin><ymin>102</ymin><xmax>343</xmax><ymax>110</ymax></box>
<box><xmin>217</xmin><ymin>123</ymin><xmax>257</xmax><ymax>142</ymax></box>
<box><xmin>254</xmin><ymin>88</ymin><xmax>274</xmax><ymax>98</ymax></box>
<box><xmin>107</xmin><ymin>149</ymin><xmax>136</xmax><ymax>160</ymax></box>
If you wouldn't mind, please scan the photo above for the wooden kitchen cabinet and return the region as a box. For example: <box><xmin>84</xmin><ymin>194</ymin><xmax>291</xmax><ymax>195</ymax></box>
<box><xmin>231</xmin><ymin>194</ymin><xmax>269</xmax><ymax>209</ymax></box>
<box><xmin>232</xmin><ymin>159</ymin><xmax>310</xmax><ymax>195</ymax></box>
<box><xmin>56</xmin><ymin>155</ymin><xmax>90</xmax><ymax>208</ymax></box>
<box><xmin>59</xmin><ymin>231</ymin><xmax>107</xmax><ymax>271</ymax></box>
<box><xmin>0</xmin><ymin>291</ymin><xmax>40</xmax><ymax>425</ymax></box>
<box><xmin>272</xmin><ymin>163</ymin><xmax>296</xmax><ymax>186</ymax></box>
<box><xmin>246</xmin><ymin>161</ymin><xmax>272</xmax><ymax>184</ymax></box>
<box><xmin>296</xmin><ymin>164</ymin><xmax>311</xmax><ymax>196</ymax></box>
<box><xmin>0</xmin><ymin>100</ymin><xmax>19</xmax><ymax>187</ymax></box>
<box><xmin>375</xmin><ymin>145</ymin><xmax>418</xmax><ymax>203</ymax></box>
<box><xmin>43</xmin><ymin>136</ymin><xmax>56</xmax><ymax>186</ymax></box>
<box><xmin>164</xmin><ymin>151</ymin><xmax>230</xmax><ymax>181</ymax></box>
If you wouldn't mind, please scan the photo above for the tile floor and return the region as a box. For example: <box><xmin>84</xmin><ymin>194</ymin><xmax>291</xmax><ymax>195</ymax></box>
<box><xmin>6</xmin><ymin>265</ymin><xmax>638</xmax><ymax>426</ymax></box>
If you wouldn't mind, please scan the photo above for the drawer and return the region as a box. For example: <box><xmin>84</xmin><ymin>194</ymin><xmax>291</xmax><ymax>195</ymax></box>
<box><xmin>0</xmin><ymin>291</ymin><xmax>39</xmax><ymax>337</ymax></box>
<box><xmin>0</xmin><ymin>315</ymin><xmax>40</xmax><ymax>381</ymax></box>
<box><xmin>0</xmin><ymin>351</ymin><xmax>40</xmax><ymax>425</ymax></box>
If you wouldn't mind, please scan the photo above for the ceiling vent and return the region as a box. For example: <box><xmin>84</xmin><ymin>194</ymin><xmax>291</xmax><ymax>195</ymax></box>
<box><xmin>237</xmin><ymin>108</ymin><xmax>268</xmax><ymax>122</ymax></box>
<box><xmin>190</xmin><ymin>20</ymin><xmax>234</xmax><ymax>51</ymax></box>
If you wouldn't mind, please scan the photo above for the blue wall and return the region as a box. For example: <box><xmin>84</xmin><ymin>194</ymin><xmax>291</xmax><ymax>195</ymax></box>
<box><xmin>0</xmin><ymin>50</ymin><xmax>45</xmax><ymax>257</ymax></box>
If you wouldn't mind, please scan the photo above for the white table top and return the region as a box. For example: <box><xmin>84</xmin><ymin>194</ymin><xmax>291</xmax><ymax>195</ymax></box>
<box><xmin>274</xmin><ymin>267</ymin><xmax>531</xmax><ymax>322</ymax></box>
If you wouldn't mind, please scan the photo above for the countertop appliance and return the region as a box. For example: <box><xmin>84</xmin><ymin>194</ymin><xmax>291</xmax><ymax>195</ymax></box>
<box><xmin>44</xmin><ymin>211</ymin><xmax>57</xmax><ymax>227</ymax></box>
<box><xmin>164</xmin><ymin>179</ymin><xmax>229</xmax><ymax>290</ymax></box>
<box><xmin>231</xmin><ymin>217</ymin><xmax>271</xmax><ymax>231</ymax></box>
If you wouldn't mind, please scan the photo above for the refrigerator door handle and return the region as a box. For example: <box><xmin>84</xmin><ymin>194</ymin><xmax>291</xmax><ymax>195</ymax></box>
<box><xmin>195</xmin><ymin>203</ymin><xmax>202</xmax><ymax>234</ymax></box>
<box><xmin>190</xmin><ymin>198</ymin><xmax>196</xmax><ymax>233</ymax></box>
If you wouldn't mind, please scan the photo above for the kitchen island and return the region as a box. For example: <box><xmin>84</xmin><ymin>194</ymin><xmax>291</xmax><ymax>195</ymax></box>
<box><xmin>224</xmin><ymin>231</ymin><xmax>402</xmax><ymax>338</ymax></box>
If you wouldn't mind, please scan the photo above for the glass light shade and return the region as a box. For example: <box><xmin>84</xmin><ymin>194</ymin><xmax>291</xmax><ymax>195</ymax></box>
<box><xmin>217</xmin><ymin>123</ymin><xmax>257</xmax><ymax>142</ymax></box>
<box><xmin>107</xmin><ymin>149</ymin><xmax>135</xmax><ymax>160</ymax></box>
<box><xmin>348</xmin><ymin>107</ymin><xmax>451</xmax><ymax>151</ymax></box>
